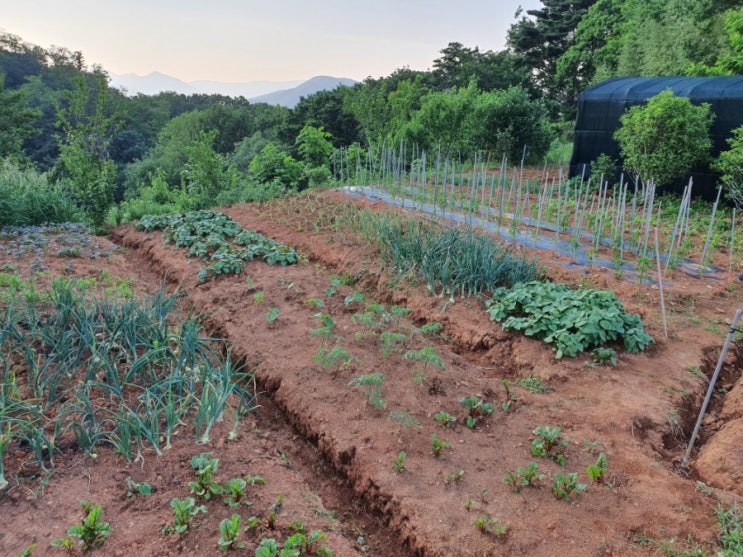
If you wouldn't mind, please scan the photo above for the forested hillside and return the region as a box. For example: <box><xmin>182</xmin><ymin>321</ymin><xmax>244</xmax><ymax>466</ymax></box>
<box><xmin>0</xmin><ymin>0</ymin><xmax>741</xmax><ymax>226</ymax></box>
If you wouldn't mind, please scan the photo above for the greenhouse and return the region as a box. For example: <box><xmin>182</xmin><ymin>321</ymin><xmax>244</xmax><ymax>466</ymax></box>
<box><xmin>569</xmin><ymin>76</ymin><xmax>743</xmax><ymax>196</ymax></box>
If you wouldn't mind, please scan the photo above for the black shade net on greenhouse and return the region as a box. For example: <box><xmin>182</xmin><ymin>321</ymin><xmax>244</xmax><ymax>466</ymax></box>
<box><xmin>569</xmin><ymin>76</ymin><xmax>743</xmax><ymax>199</ymax></box>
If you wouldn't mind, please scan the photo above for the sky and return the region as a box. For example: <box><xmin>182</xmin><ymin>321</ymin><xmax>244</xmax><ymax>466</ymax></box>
<box><xmin>2</xmin><ymin>0</ymin><xmax>543</xmax><ymax>83</ymax></box>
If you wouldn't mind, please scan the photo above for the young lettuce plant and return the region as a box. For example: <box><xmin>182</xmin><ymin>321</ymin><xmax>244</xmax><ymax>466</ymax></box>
<box><xmin>188</xmin><ymin>452</ymin><xmax>223</xmax><ymax>500</ymax></box>
<box><xmin>218</xmin><ymin>514</ymin><xmax>245</xmax><ymax>552</ymax></box>
<box><xmin>164</xmin><ymin>497</ymin><xmax>207</xmax><ymax>534</ymax></box>
<box><xmin>52</xmin><ymin>501</ymin><xmax>111</xmax><ymax>552</ymax></box>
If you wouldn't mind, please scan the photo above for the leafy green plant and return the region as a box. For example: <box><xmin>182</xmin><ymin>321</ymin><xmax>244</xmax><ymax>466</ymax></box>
<box><xmin>591</xmin><ymin>347</ymin><xmax>617</xmax><ymax>367</ymax></box>
<box><xmin>430</xmin><ymin>433</ymin><xmax>450</xmax><ymax>459</ymax></box>
<box><xmin>586</xmin><ymin>452</ymin><xmax>608</xmax><ymax>483</ymax></box>
<box><xmin>393</xmin><ymin>451</ymin><xmax>407</xmax><ymax>473</ymax></box>
<box><xmin>404</xmin><ymin>345</ymin><xmax>446</xmax><ymax>383</ymax></box>
<box><xmin>164</xmin><ymin>497</ymin><xmax>207</xmax><ymax>535</ymax></box>
<box><xmin>125</xmin><ymin>477</ymin><xmax>153</xmax><ymax>497</ymax></box>
<box><xmin>188</xmin><ymin>452</ymin><xmax>223</xmax><ymax>500</ymax></box>
<box><xmin>474</xmin><ymin>515</ymin><xmax>507</xmax><ymax>538</ymax></box>
<box><xmin>52</xmin><ymin>501</ymin><xmax>111</xmax><ymax>552</ymax></box>
<box><xmin>459</xmin><ymin>395</ymin><xmax>494</xmax><ymax>428</ymax></box>
<box><xmin>344</xmin><ymin>290</ymin><xmax>367</xmax><ymax>306</ymax></box>
<box><xmin>531</xmin><ymin>426</ymin><xmax>568</xmax><ymax>465</ymax></box>
<box><xmin>379</xmin><ymin>331</ymin><xmax>408</xmax><ymax>358</ymax></box>
<box><xmin>348</xmin><ymin>373</ymin><xmax>386</xmax><ymax>409</ymax></box>
<box><xmin>445</xmin><ymin>469</ymin><xmax>465</xmax><ymax>485</ymax></box>
<box><xmin>223</xmin><ymin>478</ymin><xmax>251</xmax><ymax>507</ymax></box>
<box><xmin>551</xmin><ymin>472</ymin><xmax>587</xmax><ymax>501</ymax></box>
<box><xmin>218</xmin><ymin>514</ymin><xmax>245</xmax><ymax>552</ymax></box>
<box><xmin>516</xmin><ymin>376</ymin><xmax>549</xmax><ymax>394</ymax></box>
<box><xmin>313</xmin><ymin>345</ymin><xmax>355</xmax><ymax>373</ymax></box>
<box><xmin>487</xmin><ymin>281</ymin><xmax>653</xmax><ymax>359</ymax></box>
<box><xmin>265</xmin><ymin>307</ymin><xmax>280</xmax><ymax>324</ymax></box>
<box><xmin>503</xmin><ymin>462</ymin><xmax>545</xmax><ymax>493</ymax></box>
<box><xmin>434</xmin><ymin>411</ymin><xmax>457</xmax><ymax>428</ymax></box>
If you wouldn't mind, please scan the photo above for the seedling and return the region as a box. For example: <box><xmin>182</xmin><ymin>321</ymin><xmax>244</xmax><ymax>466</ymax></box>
<box><xmin>474</xmin><ymin>515</ymin><xmax>507</xmax><ymax>538</ymax></box>
<box><xmin>313</xmin><ymin>345</ymin><xmax>355</xmax><ymax>373</ymax></box>
<box><xmin>310</xmin><ymin>313</ymin><xmax>336</xmax><ymax>343</ymax></box>
<box><xmin>265</xmin><ymin>307</ymin><xmax>280</xmax><ymax>324</ymax></box>
<box><xmin>404</xmin><ymin>346</ymin><xmax>446</xmax><ymax>372</ymax></box>
<box><xmin>503</xmin><ymin>462</ymin><xmax>545</xmax><ymax>493</ymax></box>
<box><xmin>164</xmin><ymin>497</ymin><xmax>207</xmax><ymax>534</ymax></box>
<box><xmin>459</xmin><ymin>395</ymin><xmax>494</xmax><ymax>428</ymax></box>
<box><xmin>52</xmin><ymin>501</ymin><xmax>111</xmax><ymax>552</ymax></box>
<box><xmin>516</xmin><ymin>376</ymin><xmax>549</xmax><ymax>394</ymax></box>
<box><xmin>348</xmin><ymin>373</ymin><xmax>386</xmax><ymax>409</ymax></box>
<box><xmin>304</xmin><ymin>297</ymin><xmax>325</xmax><ymax>308</ymax></box>
<box><xmin>188</xmin><ymin>452</ymin><xmax>223</xmax><ymax>500</ymax></box>
<box><xmin>586</xmin><ymin>452</ymin><xmax>608</xmax><ymax>483</ymax></box>
<box><xmin>267</xmin><ymin>494</ymin><xmax>284</xmax><ymax>529</ymax></box>
<box><xmin>445</xmin><ymin>469</ymin><xmax>465</xmax><ymax>485</ymax></box>
<box><xmin>244</xmin><ymin>473</ymin><xmax>266</xmax><ymax>487</ymax></box>
<box><xmin>379</xmin><ymin>331</ymin><xmax>407</xmax><ymax>358</ymax></box>
<box><xmin>551</xmin><ymin>472</ymin><xmax>586</xmax><ymax>501</ymax></box>
<box><xmin>223</xmin><ymin>478</ymin><xmax>251</xmax><ymax>507</ymax></box>
<box><xmin>344</xmin><ymin>290</ymin><xmax>367</xmax><ymax>306</ymax></box>
<box><xmin>390</xmin><ymin>305</ymin><xmax>412</xmax><ymax>328</ymax></box>
<box><xmin>591</xmin><ymin>347</ymin><xmax>618</xmax><ymax>366</ymax></box>
<box><xmin>253</xmin><ymin>290</ymin><xmax>265</xmax><ymax>303</ymax></box>
<box><xmin>218</xmin><ymin>514</ymin><xmax>245</xmax><ymax>552</ymax></box>
<box><xmin>501</xmin><ymin>379</ymin><xmax>516</xmax><ymax>412</ymax></box>
<box><xmin>434</xmin><ymin>411</ymin><xmax>457</xmax><ymax>428</ymax></box>
<box><xmin>417</xmin><ymin>321</ymin><xmax>444</xmax><ymax>338</ymax></box>
<box><xmin>389</xmin><ymin>411</ymin><xmax>420</xmax><ymax>430</ymax></box>
<box><xmin>125</xmin><ymin>477</ymin><xmax>153</xmax><ymax>497</ymax></box>
<box><xmin>393</xmin><ymin>451</ymin><xmax>407</xmax><ymax>473</ymax></box>
<box><xmin>531</xmin><ymin>426</ymin><xmax>568</xmax><ymax>465</ymax></box>
<box><xmin>430</xmin><ymin>433</ymin><xmax>450</xmax><ymax>459</ymax></box>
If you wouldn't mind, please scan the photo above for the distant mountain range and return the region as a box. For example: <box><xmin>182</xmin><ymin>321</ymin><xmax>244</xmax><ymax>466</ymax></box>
<box><xmin>109</xmin><ymin>71</ymin><xmax>358</xmax><ymax>108</ymax></box>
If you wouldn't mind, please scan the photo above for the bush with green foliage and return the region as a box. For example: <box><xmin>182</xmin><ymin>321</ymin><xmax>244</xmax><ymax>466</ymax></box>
<box><xmin>249</xmin><ymin>143</ymin><xmax>305</xmax><ymax>191</ymax></box>
<box><xmin>486</xmin><ymin>280</ymin><xmax>653</xmax><ymax>358</ymax></box>
<box><xmin>614</xmin><ymin>90</ymin><xmax>713</xmax><ymax>187</ymax></box>
<box><xmin>712</xmin><ymin>125</ymin><xmax>743</xmax><ymax>208</ymax></box>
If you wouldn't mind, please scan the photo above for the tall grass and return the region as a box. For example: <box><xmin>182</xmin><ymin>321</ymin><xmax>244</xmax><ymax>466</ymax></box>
<box><xmin>0</xmin><ymin>160</ymin><xmax>82</xmax><ymax>226</ymax></box>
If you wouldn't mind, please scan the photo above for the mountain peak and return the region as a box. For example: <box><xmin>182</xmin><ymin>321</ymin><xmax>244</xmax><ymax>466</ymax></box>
<box><xmin>108</xmin><ymin>73</ymin><xmax>358</xmax><ymax>104</ymax></box>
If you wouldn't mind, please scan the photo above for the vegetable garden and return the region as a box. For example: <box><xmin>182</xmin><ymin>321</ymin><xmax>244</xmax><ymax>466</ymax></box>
<box><xmin>2</xmin><ymin>186</ymin><xmax>743</xmax><ymax>556</ymax></box>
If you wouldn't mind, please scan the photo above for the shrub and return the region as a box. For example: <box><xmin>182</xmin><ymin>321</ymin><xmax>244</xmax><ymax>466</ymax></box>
<box><xmin>614</xmin><ymin>90</ymin><xmax>713</xmax><ymax>187</ymax></box>
<box><xmin>712</xmin><ymin>125</ymin><xmax>743</xmax><ymax>208</ymax></box>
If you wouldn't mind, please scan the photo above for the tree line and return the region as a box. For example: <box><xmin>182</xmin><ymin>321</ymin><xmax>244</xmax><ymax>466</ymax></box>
<box><xmin>0</xmin><ymin>0</ymin><xmax>740</xmax><ymax>225</ymax></box>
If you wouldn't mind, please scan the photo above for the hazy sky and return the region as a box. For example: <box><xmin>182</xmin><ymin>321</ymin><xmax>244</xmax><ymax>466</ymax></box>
<box><xmin>3</xmin><ymin>0</ymin><xmax>543</xmax><ymax>83</ymax></box>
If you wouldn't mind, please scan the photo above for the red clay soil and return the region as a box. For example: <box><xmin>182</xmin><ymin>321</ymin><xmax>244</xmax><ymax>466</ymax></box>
<box><xmin>3</xmin><ymin>188</ymin><xmax>743</xmax><ymax>556</ymax></box>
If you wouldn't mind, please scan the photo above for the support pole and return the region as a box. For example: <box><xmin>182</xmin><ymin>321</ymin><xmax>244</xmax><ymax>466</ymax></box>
<box><xmin>681</xmin><ymin>308</ymin><xmax>743</xmax><ymax>468</ymax></box>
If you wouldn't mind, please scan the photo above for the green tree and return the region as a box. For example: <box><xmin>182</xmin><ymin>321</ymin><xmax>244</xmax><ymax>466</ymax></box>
<box><xmin>182</xmin><ymin>130</ymin><xmax>235</xmax><ymax>208</ymax></box>
<box><xmin>295</xmin><ymin>125</ymin><xmax>333</xmax><ymax>168</ymax></box>
<box><xmin>469</xmin><ymin>86</ymin><xmax>553</xmax><ymax>163</ymax></box>
<box><xmin>613</xmin><ymin>90</ymin><xmax>714</xmax><ymax>188</ymax></box>
<box><xmin>55</xmin><ymin>74</ymin><xmax>119</xmax><ymax>224</ymax></box>
<box><xmin>0</xmin><ymin>75</ymin><xmax>40</xmax><ymax>159</ymax></box>
<box><xmin>712</xmin><ymin>126</ymin><xmax>743</xmax><ymax>208</ymax></box>
<box><xmin>248</xmin><ymin>143</ymin><xmax>303</xmax><ymax>191</ymax></box>
<box><xmin>507</xmin><ymin>0</ymin><xmax>598</xmax><ymax>108</ymax></box>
